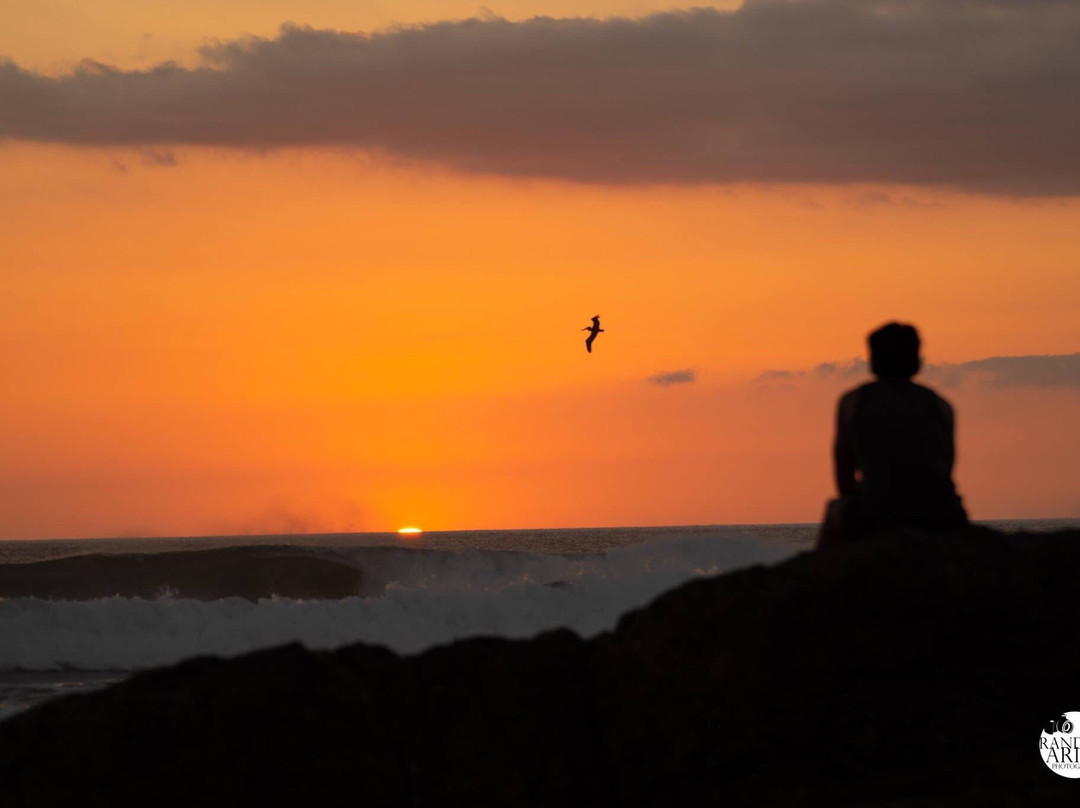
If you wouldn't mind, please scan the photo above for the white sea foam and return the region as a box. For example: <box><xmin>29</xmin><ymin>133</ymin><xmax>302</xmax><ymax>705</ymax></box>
<box><xmin>0</xmin><ymin>532</ymin><xmax>798</xmax><ymax>671</ymax></box>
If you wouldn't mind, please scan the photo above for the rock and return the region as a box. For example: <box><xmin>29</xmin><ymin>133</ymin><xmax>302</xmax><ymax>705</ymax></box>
<box><xmin>2</xmin><ymin>526</ymin><xmax>1079</xmax><ymax>806</ymax></box>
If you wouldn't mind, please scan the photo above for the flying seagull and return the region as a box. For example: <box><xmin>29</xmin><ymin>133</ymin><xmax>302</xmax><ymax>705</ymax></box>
<box><xmin>582</xmin><ymin>315</ymin><xmax>604</xmax><ymax>353</ymax></box>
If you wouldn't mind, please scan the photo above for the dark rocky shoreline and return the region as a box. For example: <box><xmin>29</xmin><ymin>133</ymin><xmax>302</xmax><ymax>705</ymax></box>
<box><xmin>3</xmin><ymin>527</ymin><xmax>1079</xmax><ymax>806</ymax></box>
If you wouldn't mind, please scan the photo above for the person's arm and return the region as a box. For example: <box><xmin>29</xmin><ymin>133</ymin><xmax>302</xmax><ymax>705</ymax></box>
<box><xmin>938</xmin><ymin>396</ymin><xmax>956</xmax><ymax>474</ymax></box>
<box><xmin>834</xmin><ymin>391</ymin><xmax>859</xmax><ymax>498</ymax></box>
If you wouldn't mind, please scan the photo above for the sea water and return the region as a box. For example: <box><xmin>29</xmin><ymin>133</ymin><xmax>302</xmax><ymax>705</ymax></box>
<box><xmin>0</xmin><ymin>520</ymin><xmax>1074</xmax><ymax>720</ymax></box>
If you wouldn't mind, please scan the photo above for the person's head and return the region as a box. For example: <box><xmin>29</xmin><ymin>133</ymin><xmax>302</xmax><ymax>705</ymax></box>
<box><xmin>868</xmin><ymin>322</ymin><xmax>921</xmax><ymax>379</ymax></box>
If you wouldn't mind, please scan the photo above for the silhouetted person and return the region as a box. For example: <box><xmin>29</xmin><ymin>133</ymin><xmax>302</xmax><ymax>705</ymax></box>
<box><xmin>583</xmin><ymin>315</ymin><xmax>604</xmax><ymax>353</ymax></box>
<box><xmin>818</xmin><ymin>323</ymin><xmax>968</xmax><ymax>546</ymax></box>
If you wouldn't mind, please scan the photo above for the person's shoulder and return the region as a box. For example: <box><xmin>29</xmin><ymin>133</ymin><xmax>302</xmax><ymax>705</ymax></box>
<box><xmin>846</xmin><ymin>380</ymin><xmax>879</xmax><ymax>395</ymax></box>
<box><xmin>843</xmin><ymin>380</ymin><xmax>880</xmax><ymax>400</ymax></box>
<box><xmin>839</xmin><ymin>383</ymin><xmax>869</xmax><ymax>403</ymax></box>
<box><xmin>837</xmin><ymin>382</ymin><xmax>872</xmax><ymax>419</ymax></box>
<box><xmin>910</xmin><ymin>380</ymin><xmax>950</xmax><ymax>401</ymax></box>
<box><xmin>911</xmin><ymin>381</ymin><xmax>955</xmax><ymax>417</ymax></box>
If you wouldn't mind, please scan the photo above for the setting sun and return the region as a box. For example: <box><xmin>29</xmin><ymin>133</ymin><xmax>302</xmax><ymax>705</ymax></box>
<box><xmin>397</xmin><ymin>527</ymin><xmax>423</xmax><ymax>535</ymax></box>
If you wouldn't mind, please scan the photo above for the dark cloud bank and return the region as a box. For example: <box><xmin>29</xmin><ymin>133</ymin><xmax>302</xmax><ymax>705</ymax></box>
<box><xmin>648</xmin><ymin>369</ymin><xmax>697</xmax><ymax>386</ymax></box>
<box><xmin>757</xmin><ymin>353</ymin><xmax>1080</xmax><ymax>388</ymax></box>
<box><xmin>3</xmin><ymin>0</ymin><xmax>1080</xmax><ymax>193</ymax></box>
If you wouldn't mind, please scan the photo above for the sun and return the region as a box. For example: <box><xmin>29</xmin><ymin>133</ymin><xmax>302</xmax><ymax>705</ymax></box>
<box><xmin>397</xmin><ymin>527</ymin><xmax>422</xmax><ymax>535</ymax></box>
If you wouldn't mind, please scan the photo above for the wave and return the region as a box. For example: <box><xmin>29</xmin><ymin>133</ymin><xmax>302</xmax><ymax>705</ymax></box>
<box><xmin>0</xmin><ymin>543</ymin><xmax>631</xmax><ymax>601</ymax></box>
<box><xmin>0</xmin><ymin>532</ymin><xmax>798</xmax><ymax>671</ymax></box>
<box><xmin>0</xmin><ymin>546</ymin><xmax>368</xmax><ymax>601</ymax></box>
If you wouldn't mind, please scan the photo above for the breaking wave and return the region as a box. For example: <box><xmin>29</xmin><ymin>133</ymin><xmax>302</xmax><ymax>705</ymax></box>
<box><xmin>0</xmin><ymin>532</ymin><xmax>798</xmax><ymax>671</ymax></box>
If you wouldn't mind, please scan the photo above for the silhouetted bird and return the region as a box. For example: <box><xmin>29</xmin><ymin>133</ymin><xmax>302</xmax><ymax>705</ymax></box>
<box><xmin>582</xmin><ymin>315</ymin><xmax>604</xmax><ymax>353</ymax></box>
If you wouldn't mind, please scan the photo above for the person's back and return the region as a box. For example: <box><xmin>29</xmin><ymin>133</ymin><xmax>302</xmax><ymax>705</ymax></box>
<box><xmin>821</xmin><ymin>323</ymin><xmax>967</xmax><ymax>544</ymax></box>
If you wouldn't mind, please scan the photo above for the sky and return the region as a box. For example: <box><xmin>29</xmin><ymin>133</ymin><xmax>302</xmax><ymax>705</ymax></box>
<box><xmin>1</xmin><ymin>0</ymin><xmax>1078</xmax><ymax>539</ymax></box>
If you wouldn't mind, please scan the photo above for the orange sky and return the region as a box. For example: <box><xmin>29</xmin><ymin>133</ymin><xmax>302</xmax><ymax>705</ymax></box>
<box><xmin>1</xmin><ymin>1</ymin><xmax>1078</xmax><ymax>538</ymax></box>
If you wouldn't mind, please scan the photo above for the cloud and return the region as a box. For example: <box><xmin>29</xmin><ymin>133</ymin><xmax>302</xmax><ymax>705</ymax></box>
<box><xmin>755</xmin><ymin>358</ymin><xmax>867</xmax><ymax>384</ymax></box>
<box><xmin>929</xmin><ymin>354</ymin><xmax>1080</xmax><ymax>388</ymax></box>
<box><xmin>648</xmin><ymin>369</ymin><xmax>697</xmax><ymax>386</ymax></box>
<box><xmin>3</xmin><ymin>1</ymin><xmax>1080</xmax><ymax>193</ymax></box>
<box><xmin>846</xmin><ymin>190</ymin><xmax>946</xmax><ymax>209</ymax></box>
<box><xmin>811</xmin><ymin>359</ymin><xmax>868</xmax><ymax>380</ymax></box>
<box><xmin>756</xmin><ymin>353</ymin><xmax>1080</xmax><ymax>388</ymax></box>
<box><xmin>140</xmin><ymin>148</ymin><xmax>178</xmax><ymax>167</ymax></box>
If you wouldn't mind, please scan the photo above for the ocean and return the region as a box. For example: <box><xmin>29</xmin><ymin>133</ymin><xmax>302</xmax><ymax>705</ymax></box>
<box><xmin>1</xmin><ymin>519</ymin><xmax>1075</xmax><ymax>720</ymax></box>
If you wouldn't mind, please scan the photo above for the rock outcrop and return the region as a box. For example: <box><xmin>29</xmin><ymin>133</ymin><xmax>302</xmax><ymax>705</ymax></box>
<box><xmin>2</xmin><ymin>527</ymin><xmax>1079</xmax><ymax>806</ymax></box>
